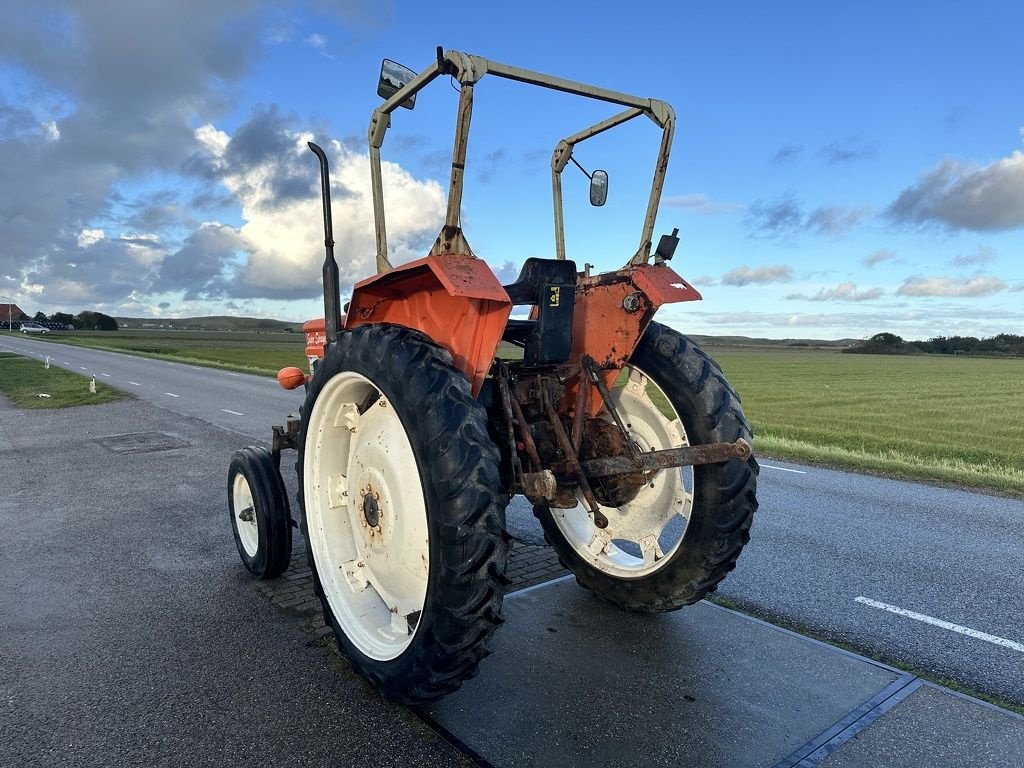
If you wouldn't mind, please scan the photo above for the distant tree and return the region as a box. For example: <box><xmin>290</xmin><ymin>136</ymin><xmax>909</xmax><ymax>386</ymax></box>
<box><xmin>74</xmin><ymin>311</ymin><xmax>119</xmax><ymax>331</ymax></box>
<box><xmin>33</xmin><ymin>311</ymin><xmax>48</xmax><ymax>322</ymax></box>
<box><xmin>844</xmin><ymin>332</ymin><xmax>918</xmax><ymax>355</ymax></box>
<box><xmin>50</xmin><ymin>312</ymin><xmax>74</xmax><ymax>327</ymax></box>
<box><xmin>870</xmin><ymin>332</ymin><xmax>903</xmax><ymax>347</ymax></box>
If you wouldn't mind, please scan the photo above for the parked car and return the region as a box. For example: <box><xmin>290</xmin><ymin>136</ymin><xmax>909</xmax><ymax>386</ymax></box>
<box><xmin>19</xmin><ymin>322</ymin><xmax>50</xmax><ymax>334</ymax></box>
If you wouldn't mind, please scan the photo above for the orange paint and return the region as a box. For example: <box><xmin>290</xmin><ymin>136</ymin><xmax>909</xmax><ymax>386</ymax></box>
<box><xmin>345</xmin><ymin>255</ymin><xmax>512</xmax><ymax>397</ymax></box>
<box><xmin>277</xmin><ymin>366</ymin><xmax>308</xmax><ymax>390</ymax></box>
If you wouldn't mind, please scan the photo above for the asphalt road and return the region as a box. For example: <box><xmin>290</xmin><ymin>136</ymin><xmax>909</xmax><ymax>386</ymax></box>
<box><xmin>3</xmin><ymin>334</ymin><xmax>1022</xmax><ymax>707</ymax></box>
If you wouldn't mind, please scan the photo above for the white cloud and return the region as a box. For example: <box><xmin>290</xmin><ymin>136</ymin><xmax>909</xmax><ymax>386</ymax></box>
<box><xmin>197</xmin><ymin>125</ymin><xmax>445</xmax><ymax>297</ymax></box>
<box><xmin>888</xmin><ymin>151</ymin><xmax>1024</xmax><ymax>231</ymax></box>
<box><xmin>896</xmin><ymin>275</ymin><xmax>1008</xmax><ymax>298</ymax></box>
<box><xmin>950</xmin><ymin>245</ymin><xmax>996</xmax><ymax>267</ymax></box>
<box><xmin>786</xmin><ymin>282</ymin><xmax>883</xmax><ymax>302</ymax></box>
<box><xmin>305</xmin><ymin>33</ymin><xmax>327</xmax><ymax>48</ymax></box>
<box><xmin>721</xmin><ymin>264</ymin><xmax>794</xmax><ymax>286</ymax></box>
<box><xmin>864</xmin><ymin>249</ymin><xmax>896</xmax><ymax>267</ymax></box>
<box><xmin>664</xmin><ymin>193</ymin><xmax>742</xmax><ymax>214</ymax></box>
<box><xmin>77</xmin><ymin>228</ymin><xmax>105</xmax><ymax>248</ymax></box>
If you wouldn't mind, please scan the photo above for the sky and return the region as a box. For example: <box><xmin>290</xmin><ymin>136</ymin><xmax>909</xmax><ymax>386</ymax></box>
<box><xmin>1</xmin><ymin>1</ymin><xmax>1022</xmax><ymax>341</ymax></box>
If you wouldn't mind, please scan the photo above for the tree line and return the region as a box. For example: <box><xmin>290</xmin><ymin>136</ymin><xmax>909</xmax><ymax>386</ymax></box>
<box><xmin>31</xmin><ymin>310</ymin><xmax>119</xmax><ymax>331</ymax></box>
<box><xmin>845</xmin><ymin>332</ymin><xmax>1023</xmax><ymax>357</ymax></box>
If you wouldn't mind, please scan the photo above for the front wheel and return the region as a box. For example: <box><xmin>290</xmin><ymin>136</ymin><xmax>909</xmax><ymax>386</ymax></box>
<box><xmin>535</xmin><ymin>322</ymin><xmax>758</xmax><ymax>611</ymax></box>
<box><xmin>228</xmin><ymin>446</ymin><xmax>292</xmax><ymax>579</ymax></box>
<box><xmin>297</xmin><ymin>324</ymin><xmax>508</xmax><ymax>703</ymax></box>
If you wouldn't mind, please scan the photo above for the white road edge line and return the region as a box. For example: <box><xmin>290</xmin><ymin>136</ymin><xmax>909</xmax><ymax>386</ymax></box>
<box><xmin>164</xmin><ymin>392</ymin><xmax>180</xmax><ymax>398</ymax></box>
<box><xmin>760</xmin><ymin>464</ymin><xmax>807</xmax><ymax>474</ymax></box>
<box><xmin>855</xmin><ymin>596</ymin><xmax>1024</xmax><ymax>653</ymax></box>
<box><xmin>221</xmin><ymin>409</ymin><xmax>244</xmax><ymax>416</ymax></box>
<box><xmin>224</xmin><ymin>372</ymin><xmax>240</xmax><ymax>377</ymax></box>
<box><xmin>100</xmin><ymin>373</ymin><xmax>110</xmax><ymax>377</ymax></box>
<box><xmin>79</xmin><ymin>366</ymin><xmax>88</xmax><ymax>370</ymax></box>
<box><xmin>128</xmin><ymin>381</ymin><xmax>141</xmax><ymax>386</ymax></box>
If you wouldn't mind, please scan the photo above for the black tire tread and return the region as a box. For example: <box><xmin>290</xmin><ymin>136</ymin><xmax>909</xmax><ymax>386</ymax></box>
<box><xmin>296</xmin><ymin>324</ymin><xmax>507</xmax><ymax>703</ymax></box>
<box><xmin>535</xmin><ymin>322</ymin><xmax>758</xmax><ymax>612</ymax></box>
<box><xmin>228</xmin><ymin>446</ymin><xmax>292</xmax><ymax>580</ymax></box>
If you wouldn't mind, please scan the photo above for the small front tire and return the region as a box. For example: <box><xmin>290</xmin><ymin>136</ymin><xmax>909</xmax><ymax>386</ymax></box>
<box><xmin>228</xmin><ymin>446</ymin><xmax>292</xmax><ymax>579</ymax></box>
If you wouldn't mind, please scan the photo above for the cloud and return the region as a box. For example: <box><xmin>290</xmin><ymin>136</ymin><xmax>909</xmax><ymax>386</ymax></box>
<box><xmin>664</xmin><ymin>194</ymin><xmax>742</xmax><ymax>214</ymax></box>
<box><xmin>772</xmin><ymin>144</ymin><xmax>803</xmax><ymax>163</ymax></box>
<box><xmin>887</xmin><ymin>151</ymin><xmax>1024</xmax><ymax>231</ymax></box>
<box><xmin>818</xmin><ymin>136</ymin><xmax>878</xmax><ymax>164</ymax></box>
<box><xmin>305</xmin><ymin>33</ymin><xmax>327</xmax><ymax>48</ymax></box>
<box><xmin>950</xmin><ymin>245</ymin><xmax>996</xmax><ymax>267</ymax></box>
<box><xmin>0</xmin><ymin>0</ymin><xmax>420</xmax><ymax>310</ymax></box>
<box><xmin>190</xmin><ymin>109</ymin><xmax>446</xmax><ymax>299</ymax></box>
<box><xmin>863</xmin><ymin>249</ymin><xmax>896</xmax><ymax>267</ymax></box>
<box><xmin>721</xmin><ymin>265</ymin><xmax>794</xmax><ymax>286</ymax></box>
<box><xmin>896</xmin><ymin>275</ymin><xmax>1008</xmax><ymax>298</ymax></box>
<box><xmin>745</xmin><ymin>196</ymin><xmax>803</xmax><ymax>236</ymax></box>
<box><xmin>785</xmin><ymin>282</ymin><xmax>883</xmax><ymax>302</ymax></box>
<box><xmin>745</xmin><ymin>195</ymin><xmax>869</xmax><ymax>238</ymax></box>
<box><xmin>475</xmin><ymin>149</ymin><xmax>507</xmax><ymax>184</ymax></box>
<box><xmin>805</xmin><ymin>206</ymin><xmax>871</xmax><ymax>235</ymax></box>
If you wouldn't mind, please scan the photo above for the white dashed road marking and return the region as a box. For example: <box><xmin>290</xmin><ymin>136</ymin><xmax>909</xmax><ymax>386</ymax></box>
<box><xmin>760</xmin><ymin>464</ymin><xmax>807</xmax><ymax>474</ymax></box>
<box><xmin>100</xmin><ymin>373</ymin><xmax>110</xmax><ymax>377</ymax></box>
<box><xmin>128</xmin><ymin>381</ymin><xmax>140</xmax><ymax>386</ymax></box>
<box><xmin>164</xmin><ymin>392</ymin><xmax>180</xmax><ymax>398</ymax></box>
<box><xmin>221</xmin><ymin>409</ymin><xmax>244</xmax><ymax>416</ymax></box>
<box><xmin>855</xmin><ymin>596</ymin><xmax>1024</xmax><ymax>653</ymax></box>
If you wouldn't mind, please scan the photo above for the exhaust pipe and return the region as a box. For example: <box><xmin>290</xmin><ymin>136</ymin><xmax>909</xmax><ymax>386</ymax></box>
<box><xmin>308</xmin><ymin>142</ymin><xmax>341</xmax><ymax>346</ymax></box>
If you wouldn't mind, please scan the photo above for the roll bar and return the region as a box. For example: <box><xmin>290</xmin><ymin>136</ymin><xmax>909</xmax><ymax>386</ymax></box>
<box><xmin>368</xmin><ymin>47</ymin><xmax>676</xmax><ymax>273</ymax></box>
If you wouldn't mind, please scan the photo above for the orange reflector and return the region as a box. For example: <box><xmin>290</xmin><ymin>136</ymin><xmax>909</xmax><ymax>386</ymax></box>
<box><xmin>277</xmin><ymin>366</ymin><xmax>307</xmax><ymax>390</ymax></box>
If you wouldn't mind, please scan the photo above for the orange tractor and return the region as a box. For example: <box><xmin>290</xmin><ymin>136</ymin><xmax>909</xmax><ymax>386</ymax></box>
<box><xmin>228</xmin><ymin>48</ymin><xmax>758</xmax><ymax>703</ymax></box>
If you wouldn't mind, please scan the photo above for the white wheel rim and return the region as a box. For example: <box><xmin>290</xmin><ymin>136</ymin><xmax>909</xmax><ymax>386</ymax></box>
<box><xmin>232</xmin><ymin>473</ymin><xmax>259</xmax><ymax>558</ymax></box>
<box><xmin>303</xmin><ymin>371</ymin><xmax>429</xmax><ymax>661</ymax></box>
<box><xmin>551</xmin><ymin>364</ymin><xmax>694</xmax><ymax>578</ymax></box>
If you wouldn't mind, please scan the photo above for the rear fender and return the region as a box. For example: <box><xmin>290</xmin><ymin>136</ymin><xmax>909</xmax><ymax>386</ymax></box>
<box><xmin>345</xmin><ymin>255</ymin><xmax>512</xmax><ymax>397</ymax></box>
<box><xmin>570</xmin><ymin>264</ymin><xmax>701</xmax><ymax>414</ymax></box>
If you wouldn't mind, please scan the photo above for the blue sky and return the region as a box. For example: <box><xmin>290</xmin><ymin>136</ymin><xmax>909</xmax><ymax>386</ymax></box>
<box><xmin>1</xmin><ymin>1</ymin><xmax>1022</xmax><ymax>340</ymax></box>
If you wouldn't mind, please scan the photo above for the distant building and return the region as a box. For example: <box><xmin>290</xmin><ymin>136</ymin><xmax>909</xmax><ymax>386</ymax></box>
<box><xmin>0</xmin><ymin>303</ymin><xmax>29</xmax><ymax>327</ymax></box>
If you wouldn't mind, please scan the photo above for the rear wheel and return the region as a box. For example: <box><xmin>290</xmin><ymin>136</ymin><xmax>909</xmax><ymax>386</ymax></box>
<box><xmin>535</xmin><ymin>322</ymin><xmax>758</xmax><ymax>611</ymax></box>
<box><xmin>297</xmin><ymin>324</ymin><xmax>508</xmax><ymax>703</ymax></box>
<box><xmin>228</xmin><ymin>446</ymin><xmax>292</xmax><ymax>579</ymax></box>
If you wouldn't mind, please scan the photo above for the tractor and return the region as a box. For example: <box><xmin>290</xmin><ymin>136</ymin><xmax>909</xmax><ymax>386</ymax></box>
<box><xmin>227</xmin><ymin>47</ymin><xmax>758</xmax><ymax>704</ymax></box>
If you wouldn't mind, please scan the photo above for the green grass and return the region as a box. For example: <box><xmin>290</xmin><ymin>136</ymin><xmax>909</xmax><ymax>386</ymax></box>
<box><xmin>708</xmin><ymin>347</ymin><xmax>1024</xmax><ymax>495</ymax></box>
<box><xmin>24</xmin><ymin>329</ymin><xmax>308</xmax><ymax>376</ymax></box>
<box><xmin>0</xmin><ymin>351</ymin><xmax>127</xmax><ymax>408</ymax></box>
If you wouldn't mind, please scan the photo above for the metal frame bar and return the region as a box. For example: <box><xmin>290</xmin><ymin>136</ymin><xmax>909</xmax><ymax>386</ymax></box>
<box><xmin>367</xmin><ymin>49</ymin><xmax>676</xmax><ymax>273</ymax></box>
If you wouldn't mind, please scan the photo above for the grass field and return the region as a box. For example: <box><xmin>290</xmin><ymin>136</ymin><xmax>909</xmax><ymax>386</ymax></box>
<box><xmin>9</xmin><ymin>330</ymin><xmax>1022</xmax><ymax>494</ymax></box>
<box><xmin>22</xmin><ymin>329</ymin><xmax>308</xmax><ymax>375</ymax></box>
<box><xmin>0</xmin><ymin>351</ymin><xmax>127</xmax><ymax>409</ymax></box>
<box><xmin>707</xmin><ymin>346</ymin><xmax>1024</xmax><ymax>495</ymax></box>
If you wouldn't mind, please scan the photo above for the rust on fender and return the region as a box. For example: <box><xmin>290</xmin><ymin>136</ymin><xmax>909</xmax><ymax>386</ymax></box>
<box><xmin>346</xmin><ymin>254</ymin><xmax>512</xmax><ymax>397</ymax></box>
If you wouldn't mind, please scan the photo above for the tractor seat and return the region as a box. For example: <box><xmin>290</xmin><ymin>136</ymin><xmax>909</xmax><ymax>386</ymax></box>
<box><xmin>501</xmin><ymin>258</ymin><xmax>578</xmax><ymax>364</ymax></box>
<box><xmin>502</xmin><ymin>258</ymin><xmax>578</xmax><ymax>304</ymax></box>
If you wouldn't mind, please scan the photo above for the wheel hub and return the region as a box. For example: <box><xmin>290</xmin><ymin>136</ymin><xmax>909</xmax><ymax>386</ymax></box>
<box><xmin>362</xmin><ymin>492</ymin><xmax>380</xmax><ymax>528</ymax></box>
<box><xmin>580</xmin><ymin>418</ymin><xmax>650</xmax><ymax>507</ymax></box>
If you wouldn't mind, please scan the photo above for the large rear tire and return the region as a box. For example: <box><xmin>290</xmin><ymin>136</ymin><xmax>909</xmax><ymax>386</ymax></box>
<box><xmin>296</xmin><ymin>324</ymin><xmax>508</xmax><ymax>703</ymax></box>
<box><xmin>535</xmin><ymin>322</ymin><xmax>758</xmax><ymax>611</ymax></box>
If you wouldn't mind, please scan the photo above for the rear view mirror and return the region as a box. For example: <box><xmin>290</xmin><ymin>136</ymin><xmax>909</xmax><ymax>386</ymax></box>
<box><xmin>590</xmin><ymin>170</ymin><xmax>608</xmax><ymax>207</ymax></box>
<box><xmin>377</xmin><ymin>59</ymin><xmax>417</xmax><ymax>110</ymax></box>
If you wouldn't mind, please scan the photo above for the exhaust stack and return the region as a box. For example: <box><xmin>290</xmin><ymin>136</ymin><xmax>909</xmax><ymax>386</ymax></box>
<box><xmin>308</xmin><ymin>142</ymin><xmax>341</xmax><ymax>346</ymax></box>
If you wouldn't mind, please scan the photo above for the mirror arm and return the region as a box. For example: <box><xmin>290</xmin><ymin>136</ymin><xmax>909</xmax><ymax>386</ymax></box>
<box><xmin>549</xmin><ymin>108</ymin><xmax>643</xmax><ymax>261</ymax></box>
